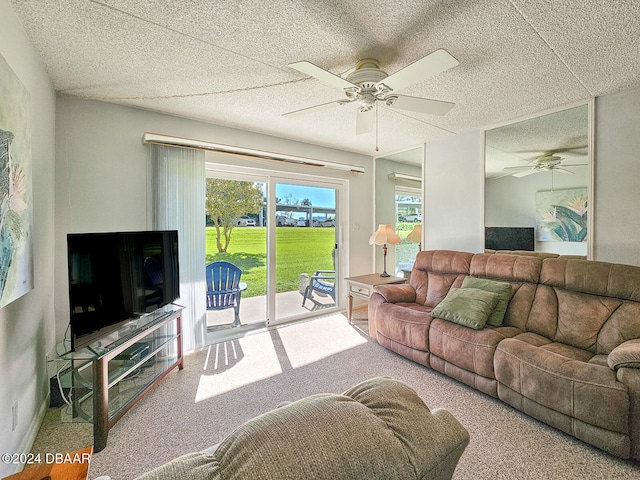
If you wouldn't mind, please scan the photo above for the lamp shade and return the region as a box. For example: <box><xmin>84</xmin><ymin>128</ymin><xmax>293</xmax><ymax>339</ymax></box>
<box><xmin>406</xmin><ymin>224</ymin><xmax>422</xmax><ymax>243</ymax></box>
<box><xmin>369</xmin><ymin>224</ymin><xmax>401</xmax><ymax>245</ymax></box>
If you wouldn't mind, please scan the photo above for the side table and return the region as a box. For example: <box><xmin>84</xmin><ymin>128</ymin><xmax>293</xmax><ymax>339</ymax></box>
<box><xmin>345</xmin><ymin>274</ymin><xmax>406</xmax><ymax>322</ymax></box>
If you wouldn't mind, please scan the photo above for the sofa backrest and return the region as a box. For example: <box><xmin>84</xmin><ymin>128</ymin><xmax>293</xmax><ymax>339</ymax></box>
<box><xmin>470</xmin><ymin>253</ymin><xmax>542</xmax><ymax>331</ymax></box>
<box><xmin>412</xmin><ymin>250</ymin><xmax>472</xmax><ymax>307</ymax></box>
<box><xmin>412</xmin><ymin>251</ymin><xmax>640</xmax><ymax>353</ymax></box>
<box><xmin>535</xmin><ymin>258</ymin><xmax>640</xmax><ymax>354</ymax></box>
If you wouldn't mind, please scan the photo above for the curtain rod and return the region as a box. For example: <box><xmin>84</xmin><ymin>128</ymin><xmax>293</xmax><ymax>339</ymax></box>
<box><xmin>142</xmin><ymin>132</ymin><xmax>365</xmax><ymax>174</ymax></box>
<box><xmin>388</xmin><ymin>172</ymin><xmax>422</xmax><ymax>183</ymax></box>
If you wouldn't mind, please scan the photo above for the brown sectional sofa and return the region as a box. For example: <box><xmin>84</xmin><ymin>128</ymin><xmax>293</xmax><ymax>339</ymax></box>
<box><xmin>369</xmin><ymin>250</ymin><xmax>640</xmax><ymax>461</ymax></box>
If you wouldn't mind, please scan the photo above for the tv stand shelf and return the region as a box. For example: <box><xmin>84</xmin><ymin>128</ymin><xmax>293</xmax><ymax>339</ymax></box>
<box><xmin>60</xmin><ymin>304</ymin><xmax>183</xmax><ymax>452</ymax></box>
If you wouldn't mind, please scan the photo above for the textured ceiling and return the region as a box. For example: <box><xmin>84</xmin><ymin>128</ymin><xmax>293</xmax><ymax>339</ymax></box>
<box><xmin>485</xmin><ymin>103</ymin><xmax>589</xmax><ymax>177</ymax></box>
<box><xmin>11</xmin><ymin>0</ymin><xmax>640</xmax><ymax>160</ymax></box>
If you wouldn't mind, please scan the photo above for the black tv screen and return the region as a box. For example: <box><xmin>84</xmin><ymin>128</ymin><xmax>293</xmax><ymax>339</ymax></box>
<box><xmin>485</xmin><ymin>227</ymin><xmax>534</xmax><ymax>251</ymax></box>
<box><xmin>67</xmin><ymin>230</ymin><xmax>179</xmax><ymax>351</ymax></box>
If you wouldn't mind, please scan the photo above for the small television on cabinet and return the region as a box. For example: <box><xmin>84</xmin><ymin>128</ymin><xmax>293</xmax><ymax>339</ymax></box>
<box><xmin>485</xmin><ymin>227</ymin><xmax>534</xmax><ymax>252</ymax></box>
<box><xmin>67</xmin><ymin>230</ymin><xmax>179</xmax><ymax>351</ymax></box>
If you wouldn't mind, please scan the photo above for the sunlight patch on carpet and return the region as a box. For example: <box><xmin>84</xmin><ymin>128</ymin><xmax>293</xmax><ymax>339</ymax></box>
<box><xmin>195</xmin><ymin>332</ymin><xmax>282</xmax><ymax>402</ymax></box>
<box><xmin>276</xmin><ymin>315</ymin><xmax>368</xmax><ymax>368</ymax></box>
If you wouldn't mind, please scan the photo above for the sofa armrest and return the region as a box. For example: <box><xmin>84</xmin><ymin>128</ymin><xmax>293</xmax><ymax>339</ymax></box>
<box><xmin>373</xmin><ymin>283</ymin><xmax>417</xmax><ymax>304</ymax></box>
<box><xmin>368</xmin><ymin>284</ymin><xmax>417</xmax><ymax>338</ymax></box>
<box><xmin>608</xmin><ymin>339</ymin><xmax>640</xmax><ymax>370</ymax></box>
<box><xmin>616</xmin><ymin>366</ymin><xmax>640</xmax><ymax>461</ymax></box>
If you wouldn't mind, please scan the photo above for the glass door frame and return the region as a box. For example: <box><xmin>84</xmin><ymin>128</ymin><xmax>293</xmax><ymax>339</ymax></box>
<box><xmin>205</xmin><ymin>163</ymin><xmax>348</xmax><ymax>328</ymax></box>
<box><xmin>268</xmin><ymin>175</ymin><xmax>345</xmax><ymax>327</ymax></box>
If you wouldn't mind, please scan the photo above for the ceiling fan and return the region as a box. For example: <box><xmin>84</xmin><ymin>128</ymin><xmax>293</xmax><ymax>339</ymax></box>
<box><xmin>282</xmin><ymin>49</ymin><xmax>459</xmax><ymax>135</ymax></box>
<box><xmin>501</xmin><ymin>150</ymin><xmax>588</xmax><ymax>178</ymax></box>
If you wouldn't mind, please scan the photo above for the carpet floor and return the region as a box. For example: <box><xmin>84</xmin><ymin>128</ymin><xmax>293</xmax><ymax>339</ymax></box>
<box><xmin>31</xmin><ymin>313</ymin><xmax>640</xmax><ymax>479</ymax></box>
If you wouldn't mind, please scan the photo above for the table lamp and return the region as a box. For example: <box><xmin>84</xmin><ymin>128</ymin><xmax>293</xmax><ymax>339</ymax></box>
<box><xmin>369</xmin><ymin>224</ymin><xmax>401</xmax><ymax>277</ymax></box>
<box><xmin>406</xmin><ymin>224</ymin><xmax>422</xmax><ymax>251</ymax></box>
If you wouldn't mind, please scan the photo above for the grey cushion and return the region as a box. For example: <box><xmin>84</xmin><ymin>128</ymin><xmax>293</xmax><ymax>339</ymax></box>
<box><xmin>432</xmin><ymin>287</ymin><xmax>499</xmax><ymax>330</ymax></box>
<box><xmin>134</xmin><ymin>452</ymin><xmax>216</xmax><ymax>480</ymax></box>
<box><xmin>135</xmin><ymin>377</ymin><xmax>469</xmax><ymax>480</ymax></box>
<box><xmin>461</xmin><ymin>276</ymin><xmax>512</xmax><ymax>326</ymax></box>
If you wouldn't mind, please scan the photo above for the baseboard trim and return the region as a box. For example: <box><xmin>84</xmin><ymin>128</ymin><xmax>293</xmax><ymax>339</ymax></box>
<box><xmin>8</xmin><ymin>392</ymin><xmax>51</xmax><ymax>475</ymax></box>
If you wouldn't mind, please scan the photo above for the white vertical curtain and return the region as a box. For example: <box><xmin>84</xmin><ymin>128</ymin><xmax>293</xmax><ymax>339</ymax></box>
<box><xmin>148</xmin><ymin>144</ymin><xmax>206</xmax><ymax>352</ymax></box>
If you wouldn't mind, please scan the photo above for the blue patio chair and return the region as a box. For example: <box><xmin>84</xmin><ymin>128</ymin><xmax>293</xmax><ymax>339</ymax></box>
<box><xmin>206</xmin><ymin>261</ymin><xmax>247</xmax><ymax>326</ymax></box>
<box><xmin>302</xmin><ymin>248</ymin><xmax>336</xmax><ymax>308</ymax></box>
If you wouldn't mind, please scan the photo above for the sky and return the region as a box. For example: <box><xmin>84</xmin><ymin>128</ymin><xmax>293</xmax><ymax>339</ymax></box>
<box><xmin>274</xmin><ymin>183</ymin><xmax>335</xmax><ymax>208</ymax></box>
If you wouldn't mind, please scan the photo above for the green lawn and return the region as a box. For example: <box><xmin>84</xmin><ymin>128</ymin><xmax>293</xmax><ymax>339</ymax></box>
<box><xmin>206</xmin><ymin>227</ymin><xmax>335</xmax><ymax>297</ymax></box>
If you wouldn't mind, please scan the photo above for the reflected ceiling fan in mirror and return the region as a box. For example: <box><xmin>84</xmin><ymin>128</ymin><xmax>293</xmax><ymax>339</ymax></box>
<box><xmin>283</xmin><ymin>49</ymin><xmax>459</xmax><ymax>135</ymax></box>
<box><xmin>500</xmin><ymin>148</ymin><xmax>588</xmax><ymax>178</ymax></box>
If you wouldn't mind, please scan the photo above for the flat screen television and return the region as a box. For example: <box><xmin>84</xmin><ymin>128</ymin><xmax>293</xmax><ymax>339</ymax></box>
<box><xmin>67</xmin><ymin>230</ymin><xmax>179</xmax><ymax>351</ymax></box>
<box><xmin>485</xmin><ymin>227</ymin><xmax>535</xmax><ymax>251</ymax></box>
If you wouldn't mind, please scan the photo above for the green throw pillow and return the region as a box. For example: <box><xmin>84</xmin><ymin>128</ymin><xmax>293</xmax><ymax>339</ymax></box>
<box><xmin>461</xmin><ymin>276</ymin><xmax>512</xmax><ymax>326</ymax></box>
<box><xmin>431</xmin><ymin>287</ymin><xmax>499</xmax><ymax>330</ymax></box>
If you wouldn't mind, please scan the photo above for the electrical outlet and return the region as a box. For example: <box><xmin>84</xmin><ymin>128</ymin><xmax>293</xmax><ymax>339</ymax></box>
<box><xmin>11</xmin><ymin>402</ymin><xmax>18</xmax><ymax>431</ymax></box>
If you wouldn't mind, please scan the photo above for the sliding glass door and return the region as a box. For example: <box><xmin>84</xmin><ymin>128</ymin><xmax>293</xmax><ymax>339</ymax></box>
<box><xmin>272</xmin><ymin>181</ymin><xmax>339</xmax><ymax>323</ymax></box>
<box><xmin>205</xmin><ymin>168</ymin><xmax>344</xmax><ymax>335</ymax></box>
<box><xmin>205</xmin><ymin>174</ymin><xmax>268</xmax><ymax>331</ymax></box>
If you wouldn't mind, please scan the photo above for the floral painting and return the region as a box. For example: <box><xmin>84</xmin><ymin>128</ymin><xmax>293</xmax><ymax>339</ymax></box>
<box><xmin>535</xmin><ymin>188</ymin><xmax>587</xmax><ymax>242</ymax></box>
<box><xmin>0</xmin><ymin>53</ymin><xmax>33</xmax><ymax>308</ymax></box>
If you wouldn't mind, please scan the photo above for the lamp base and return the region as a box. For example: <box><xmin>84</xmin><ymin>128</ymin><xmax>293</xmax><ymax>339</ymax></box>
<box><xmin>380</xmin><ymin>272</ymin><xmax>390</xmax><ymax>277</ymax></box>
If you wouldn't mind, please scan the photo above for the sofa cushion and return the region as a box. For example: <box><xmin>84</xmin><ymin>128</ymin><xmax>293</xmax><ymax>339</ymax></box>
<box><xmin>470</xmin><ymin>253</ymin><xmax>543</xmax><ymax>284</ymax></box>
<box><xmin>432</xmin><ymin>288</ymin><xmax>499</xmax><ymax>330</ymax></box>
<box><xmin>541</xmin><ymin>258</ymin><xmax>640</xmax><ymax>353</ymax></box>
<box><xmin>375</xmin><ymin>302</ymin><xmax>433</xmax><ymax>353</ymax></box>
<box><xmin>411</xmin><ymin>250</ymin><xmax>472</xmax><ymax>306</ymax></box>
<box><xmin>461</xmin><ymin>276</ymin><xmax>511</xmax><ymax>326</ymax></box>
<box><xmin>495</xmin><ymin>337</ymin><xmax>629</xmax><ymax>434</ymax></box>
<box><xmin>429</xmin><ymin>318</ymin><xmax>523</xmax><ymax>379</ymax></box>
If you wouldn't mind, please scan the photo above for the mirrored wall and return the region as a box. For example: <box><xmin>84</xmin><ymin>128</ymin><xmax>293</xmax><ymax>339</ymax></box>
<box><xmin>374</xmin><ymin>146</ymin><xmax>423</xmax><ymax>276</ymax></box>
<box><xmin>484</xmin><ymin>102</ymin><xmax>593</xmax><ymax>257</ymax></box>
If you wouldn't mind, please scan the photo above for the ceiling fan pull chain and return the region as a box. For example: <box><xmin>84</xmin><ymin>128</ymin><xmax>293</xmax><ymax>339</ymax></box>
<box><xmin>375</xmin><ymin>102</ymin><xmax>379</xmax><ymax>152</ymax></box>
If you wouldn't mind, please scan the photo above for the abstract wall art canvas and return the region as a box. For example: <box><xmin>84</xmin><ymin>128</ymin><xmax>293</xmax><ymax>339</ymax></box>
<box><xmin>535</xmin><ymin>188</ymin><xmax>587</xmax><ymax>242</ymax></box>
<box><xmin>0</xmin><ymin>53</ymin><xmax>33</xmax><ymax>308</ymax></box>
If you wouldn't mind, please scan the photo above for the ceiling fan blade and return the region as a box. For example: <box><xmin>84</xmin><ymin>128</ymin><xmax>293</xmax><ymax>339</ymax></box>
<box><xmin>501</xmin><ymin>166</ymin><xmax>531</xmax><ymax>172</ymax></box>
<box><xmin>282</xmin><ymin>100</ymin><xmax>345</xmax><ymax>117</ymax></box>
<box><xmin>555</xmin><ymin>167</ymin><xmax>576</xmax><ymax>175</ymax></box>
<box><xmin>553</xmin><ymin>145</ymin><xmax>588</xmax><ymax>154</ymax></box>
<box><xmin>288</xmin><ymin>61</ymin><xmax>356</xmax><ymax>90</ymax></box>
<box><xmin>513</xmin><ymin>169</ymin><xmax>538</xmax><ymax>178</ymax></box>
<box><xmin>356</xmin><ymin>108</ymin><xmax>374</xmax><ymax>135</ymax></box>
<box><xmin>380</xmin><ymin>49</ymin><xmax>459</xmax><ymax>92</ymax></box>
<box><xmin>513</xmin><ymin>145</ymin><xmax>588</xmax><ymax>154</ymax></box>
<box><xmin>388</xmin><ymin>95</ymin><xmax>455</xmax><ymax>116</ymax></box>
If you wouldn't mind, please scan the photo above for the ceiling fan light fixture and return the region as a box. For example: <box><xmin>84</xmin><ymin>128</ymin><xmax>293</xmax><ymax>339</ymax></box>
<box><xmin>358</xmin><ymin>94</ymin><xmax>376</xmax><ymax>112</ymax></box>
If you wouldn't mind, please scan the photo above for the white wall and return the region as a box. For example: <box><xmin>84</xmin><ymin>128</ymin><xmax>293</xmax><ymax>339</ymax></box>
<box><xmin>0</xmin><ymin>1</ymin><xmax>56</xmax><ymax>476</ymax></box>
<box><xmin>594</xmin><ymin>86</ymin><xmax>640</xmax><ymax>266</ymax></box>
<box><xmin>55</xmin><ymin>95</ymin><xmax>374</xmax><ymax>346</ymax></box>
<box><xmin>424</xmin><ymin>131</ymin><xmax>485</xmax><ymax>253</ymax></box>
<box><xmin>486</xmin><ymin>168</ymin><xmax>589</xmax><ymax>256</ymax></box>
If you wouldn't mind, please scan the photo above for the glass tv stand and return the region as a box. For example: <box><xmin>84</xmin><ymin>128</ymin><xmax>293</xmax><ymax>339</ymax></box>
<box><xmin>60</xmin><ymin>304</ymin><xmax>184</xmax><ymax>451</ymax></box>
